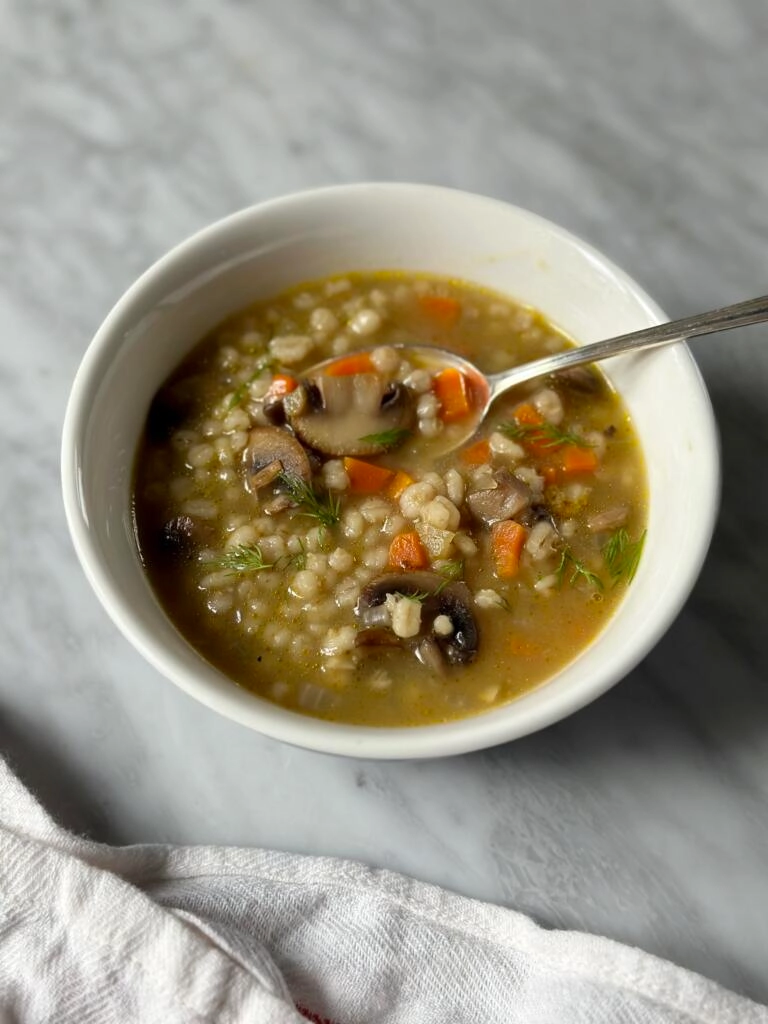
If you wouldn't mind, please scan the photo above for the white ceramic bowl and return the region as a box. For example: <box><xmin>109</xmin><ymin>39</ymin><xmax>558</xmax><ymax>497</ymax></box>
<box><xmin>61</xmin><ymin>183</ymin><xmax>719</xmax><ymax>759</ymax></box>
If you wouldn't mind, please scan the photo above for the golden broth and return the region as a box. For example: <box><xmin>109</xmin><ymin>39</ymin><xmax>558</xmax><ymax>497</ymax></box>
<box><xmin>134</xmin><ymin>272</ymin><xmax>647</xmax><ymax>726</ymax></box>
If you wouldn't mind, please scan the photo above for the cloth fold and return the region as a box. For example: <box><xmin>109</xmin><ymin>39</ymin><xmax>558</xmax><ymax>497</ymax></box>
<box><xmin>0</xmin><ymin>756</ymin><xmax>764</xmax><ymax>1023</ymax></box>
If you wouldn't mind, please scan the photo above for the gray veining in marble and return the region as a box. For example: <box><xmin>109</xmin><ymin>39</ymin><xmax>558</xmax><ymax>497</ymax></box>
<box><xmin>2</xmin><ymin>0</ymin><xmax>768</xmax><ymax>1004</ymax></box>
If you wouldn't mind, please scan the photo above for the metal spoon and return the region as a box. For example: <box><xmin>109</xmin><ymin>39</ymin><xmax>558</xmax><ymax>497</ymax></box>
<box><xmin>309</xmin><ymin>293</ymin><xmax>768</xmax><ymax>450</ymax></box>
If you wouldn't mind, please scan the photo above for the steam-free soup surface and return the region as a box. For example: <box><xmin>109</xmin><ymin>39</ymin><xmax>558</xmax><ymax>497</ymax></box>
<box><xmin>134</xmin><ymin>272</ymin><xmax>647</xmax><ymax>726</ymax></box>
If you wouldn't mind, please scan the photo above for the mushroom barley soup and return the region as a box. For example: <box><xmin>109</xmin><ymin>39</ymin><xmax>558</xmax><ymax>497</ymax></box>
<box><xmin>134</xmin><ymin>272</ymin><xmax>647</xmax><ymax>726</ymax></box>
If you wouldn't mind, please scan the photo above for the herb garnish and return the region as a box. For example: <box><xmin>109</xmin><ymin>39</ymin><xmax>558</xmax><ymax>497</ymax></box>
<box><xmin>436</xmin><ymin>559</ymin><xmax>464</xmax><ymax>582</ymax></box>
<box><xmin>284</xmin><ymin>539</ymin><xmax>308</xmax><ymax>572</ymax></box>
<box><xmin>357</xmin><ymin>427</ymin><xmax>412</xmax><ymax>449</ymax></box>
<box><xmin>209</xmin><ymin>539</ymin><xmax>314</xmax><ymax>577</ymax></box>
<box><xmin>603</xmin><ymin>528</ymin><xmax>646</xmax><ymax>584</ymax></box>
<box><xmin>394</xmin><ymin>590</ymin><xmax>430</xmax><ymax>604</ymax></box>
<box><xmin>212</xmin><ymin>544</ymin><xmax>275</xmax><ymax>575</ymax></box>
<box><xmin>227</xmin><ymin>355</ymin><xmax>277</xmax><ymax>410</ymax></box>
<box><xmin>554</xmin><ymin>547</ymin><xmax>604</xmax><ymax>591</ymax></box>
<box><xmin>499</xmin><ymin>421</ymin><xmax>593</xmax><ymax>450</ymax></box>
<box><xmin>277</xmin><ymin>472</ymin><xmax>341</xmax><ymax>528</ymax></box>
<box><xmin>434</xmin><ymin>560</ymin><xmax>464</xmax><ymax>593</ymax></box>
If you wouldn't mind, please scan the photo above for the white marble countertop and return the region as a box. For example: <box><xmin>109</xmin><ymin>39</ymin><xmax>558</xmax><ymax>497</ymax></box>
<box><xmin>2</xmin><ymin>0</ymin><xmax>767</xmax><ymax>1004</ymax></box>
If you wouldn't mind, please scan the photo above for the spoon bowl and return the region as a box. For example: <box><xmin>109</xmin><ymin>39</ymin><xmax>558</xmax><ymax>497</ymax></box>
<box><xmin>306</xmin><ymin>293</ymin><xmax>768</xmax><ymax>451</ymax></box>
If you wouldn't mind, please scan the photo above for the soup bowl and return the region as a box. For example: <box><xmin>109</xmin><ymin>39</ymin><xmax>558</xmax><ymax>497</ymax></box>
<box><xmin>61</xmin><ymin>183</ymin><xmax>719</xmax><ymax>759</ymax></box>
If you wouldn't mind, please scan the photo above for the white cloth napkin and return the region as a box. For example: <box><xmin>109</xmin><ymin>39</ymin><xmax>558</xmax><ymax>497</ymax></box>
<box><xmin>0</xmin><ymin>755</ymin><xmax>764</xmax><ymax>1024</ymax></box>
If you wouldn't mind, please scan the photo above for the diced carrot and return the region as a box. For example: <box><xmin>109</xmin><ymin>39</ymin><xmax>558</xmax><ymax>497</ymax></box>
<box><xmin>324</xmin><ymin>353</ymin><xmax>376</xmax><ymax>376</ymax></box>
<box><xmin>491</xmin><ymin>520</ymin><xmax>527</xmax><ymax>579</ymax></box>
<box><xmin>541</xmin><ymin>465</ymin><xmax>558</xmax><ymax>485</ymax></box>
<box><xmin>388</xmin><ymin>531</ymin><xmax>429</xmax><ymax>571</ymax></box>
<box><xmin>387</xmin><ymin>470</ymin><xmax>414</xmax><ymax>500</ymax></box>
<box><xmin>265</xmin><ymin>373</ymin><xmax>298</xmax><ymax>399</ymax></box>
<box><xmin>343</xmin><ymin>457</ymin><xmax>395</xmax><ymax>494</ymax></box>
<box><xmin>418</xmin><ymin>294</ymin><xmax>461</xmax><ymax>327</ymax></box>
<box><xmin>511</xmin><ymin>402</ymin><xmax>553</xmax><ymax>456</ymax></box>
<box><xmin>513</xmin><ymin>403</ymin><xmax>545</xmax><ymax>427</ymax></box>
<box><xmin>433</xmin><ymin>367</ymin><xmax>472</xmax><ymax>422</ymax></box>
<box><xmin>461</xmin><ymin>438</ymin><xmax>491</xmax><ymax>465</ymax></box>
<box><xmin>559</xmin><ymin>446</ymin><xmax>599</xmax><ymax>476</ymax></box>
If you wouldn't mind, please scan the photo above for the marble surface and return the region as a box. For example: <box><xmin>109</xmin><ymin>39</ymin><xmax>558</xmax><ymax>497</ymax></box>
<box><xmin>2</xmin><ymin>0</ymin><xmax>768</xmax><ymax>1005</ymax></box>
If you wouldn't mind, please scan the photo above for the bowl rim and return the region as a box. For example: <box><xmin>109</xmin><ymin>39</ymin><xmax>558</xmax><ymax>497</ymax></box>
<box><xmin>61</xmin><ymin>182</ymin><xmax>720</xmax><ymax>759</ymax></box>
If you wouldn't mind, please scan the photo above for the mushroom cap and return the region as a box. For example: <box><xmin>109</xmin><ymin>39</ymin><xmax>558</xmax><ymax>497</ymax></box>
<box><xmin>467</xmin><ymin>469</ymin><xmax>532</xmax><ymax>525</ymax></box>
<box><xmin>284</xmin><ymin>374</ymin><xmax>414</xmax><ymax>457</ymax></box>
<box><xmin>553</xmin><ymin>365</ymin><xmax>603</xmax><ymax>394</ymax></box>
<box><xmin>242</xmin><ymin>426</ymin><xmax>312</xmax><ymax>500</ymax></box>
<box><xmin>356</xmin><ymin>571</ymin><xmax>479</xmax><ymax>665</ymax></box>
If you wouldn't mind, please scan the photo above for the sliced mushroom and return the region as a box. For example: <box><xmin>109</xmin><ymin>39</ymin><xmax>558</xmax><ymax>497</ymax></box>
<box><xmin>414</xmin><ymin>636</ymin><xmax>446</xmax><ymax>674</ymax></box>
<box><xmin>284</xmin><ymin>374</ymin><xmax>414</xmax><ymax>457</ymax></box>
<box><xmin>518</xmin><ymin>501</ymin><xmax>556</xmax><ymax>530</ymax></box>
<box><xmin>467</xmin><ymin>469</ymin><xmax>532</xmax><ymax>525</ymax></box>
<box><xmin>587</xmin><ymin>505</ymin><xmax>628</xmax><ymax>532</ymax></box>
<box><xmin>249</xmin><ymin>459</ymin><xmax>283</xmax><ymax>491</ymax></box>
<box><xmin>262</xmin><ymin>394</ymin><xmax>287</xmax><ymax>426</ymax></box>
<box><xmin>355</xmin><ymin>571</ymin><xmax>479</xmax><ymax>666</ymax></box>
<box><xmin>355</xmin><ymin>626</ymin><xmax>404</xmax><ymax>647</ymax></box>
<box><xmin>242</xmin><ymin>426</ymin><xmax>311</xmax><ymax>496</ymax></box>
<box><xmin>553</xmin><ymin>366</ymin><xmax>602</xmax><ymax>394</ymax></box>
<box><xmin>157</xmin><ymin>514</ymin><xmax>211</xmax><ymax>559</ymax></box>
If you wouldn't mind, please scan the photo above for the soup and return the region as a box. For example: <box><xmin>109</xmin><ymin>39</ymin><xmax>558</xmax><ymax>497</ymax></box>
<box><xmin>133</xmin><ymin>272</ymin><xmax>647</xmax><ymax>726</ymax></box>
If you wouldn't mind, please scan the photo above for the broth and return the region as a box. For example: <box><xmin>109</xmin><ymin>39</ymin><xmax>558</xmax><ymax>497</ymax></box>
<box><xmin>134</xmin><ymin>272</ymin><xmax>647</xmax><ymax>726</ymax></box>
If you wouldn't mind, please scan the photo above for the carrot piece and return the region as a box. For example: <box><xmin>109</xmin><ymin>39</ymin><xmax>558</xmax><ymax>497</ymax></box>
<box><xmin>418</xmin><ymin>294</ymin><xmax>461</xmax><ymax>327</ymax></box>
<box><xmin>511</xmin><ymin>402</ymin><xmax>554</xmax><ymax>456</ymax></box>
<box><xmin>433</xmin><ymin>367</ymin><xmax>472</xmax><ymax>423</ymax></box>
<box><xmin>343</xmin><ymin>457</ymin><xmax>395</xmax><ymax>494</ymax></box>
<box><xmin>388</xmin><ymin>531</ymin><xmax>429</xmax><ymax>571</ymax></box>
<box><xmin>513</xmin><ymin>403</ymin><xmax>545</xmax><ymax>427</ymax></box>
<box><xmin>265</xmin><ymin>373</ymin><xmax>298</xmax><ymax>399</ymax></box>
<box><xmin>541</xmin><ymin>465</ymin><xmax>558</xmax><ymax>485</ymax></box>
<box><xmin>491</xmin><ymin>520</ymin><xmax>527</xmax><ymax>579</ymax></box>
<box><xmin>461</xmin><ymin>439</ymin><xmax>491</xmax><ymax>465</ymax></box>
<box><xmin>387</xmin><ymin>470</ymin><xmax>414</xmax><ymax>500</ymax></box>
<box><xmin>324</xmin><ymin>353</ymin><xmax>376</xmax><ymax>376</ymax></box>
<box><xmin>559</xmin><ymin>447</ymin><xmax>599</xmax><ymax>476</ymax></box>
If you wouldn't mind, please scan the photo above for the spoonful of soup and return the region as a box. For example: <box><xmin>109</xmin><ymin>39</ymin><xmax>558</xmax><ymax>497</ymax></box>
<box><xmin>281</xmin><ymin>293</ymin><xmax>768</xmax><ymax>456</ymax></box>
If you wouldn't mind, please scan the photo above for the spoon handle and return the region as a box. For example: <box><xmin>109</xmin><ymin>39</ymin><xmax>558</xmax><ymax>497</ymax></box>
<box><xmin>487</xmin><ymin>293</ymin><xmax>768</xmax><ymax>400</ymax></box>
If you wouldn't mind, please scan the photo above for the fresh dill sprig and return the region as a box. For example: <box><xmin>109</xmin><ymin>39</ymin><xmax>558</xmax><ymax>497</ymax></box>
<box><xmin>209</xmin><ymin>539</ymin><xmax>315</xmax><ymax>577</ymax></box>
<box><xmin>277</xmin><ymin>472</ymin><xmax>341</xmax><ymax>528</ymax></box>
<box><xmin>434</xmin><ymin>560</ymin><xmax>464</xmax><ymax>594</ymax></box>
<box><xmin>279</xmin><ymin>539</ymin><xmax>307</xmax><ymax>572</ymax></box>
<box><xmin>211</xmin><ymin>544</ymin><xmax>275</xmax><ymax>575</ymax></box>
<box><xmin>357</xmin><ymin>427</ymin><xmax>412</xmax><ymax>449</ymax></box>
<box><xmin>436</xmin><ymin>559</ymin><xmax>464</xmax><ymax>581</ymax></box>
<box><xmin>499</xmin><ymin>421</ymin><xmax>593</xmax><ymax>449</ymax></box>
<box><xmin>554</xmin><ymin>547</ymin><xmax>604</xmax><ymax>591</ymax></box>
<box><xmin>227</xmin><ymin>355</ymin><xmax>278</xmax><ymax>410</ymax></box>
<box><xmin>397</xmin><ymin>564</ymin><xmax>463</xmax><ymax>602</ymax></box>
<box><xmin>603</xmin><ymin>528</ymin><xmax>647</xmax><ymax>584</ymax></box>
<box><xmin>394</xmin><ymin>590</ymin><xmax>431</xmax><ymax>603</ymax></box>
